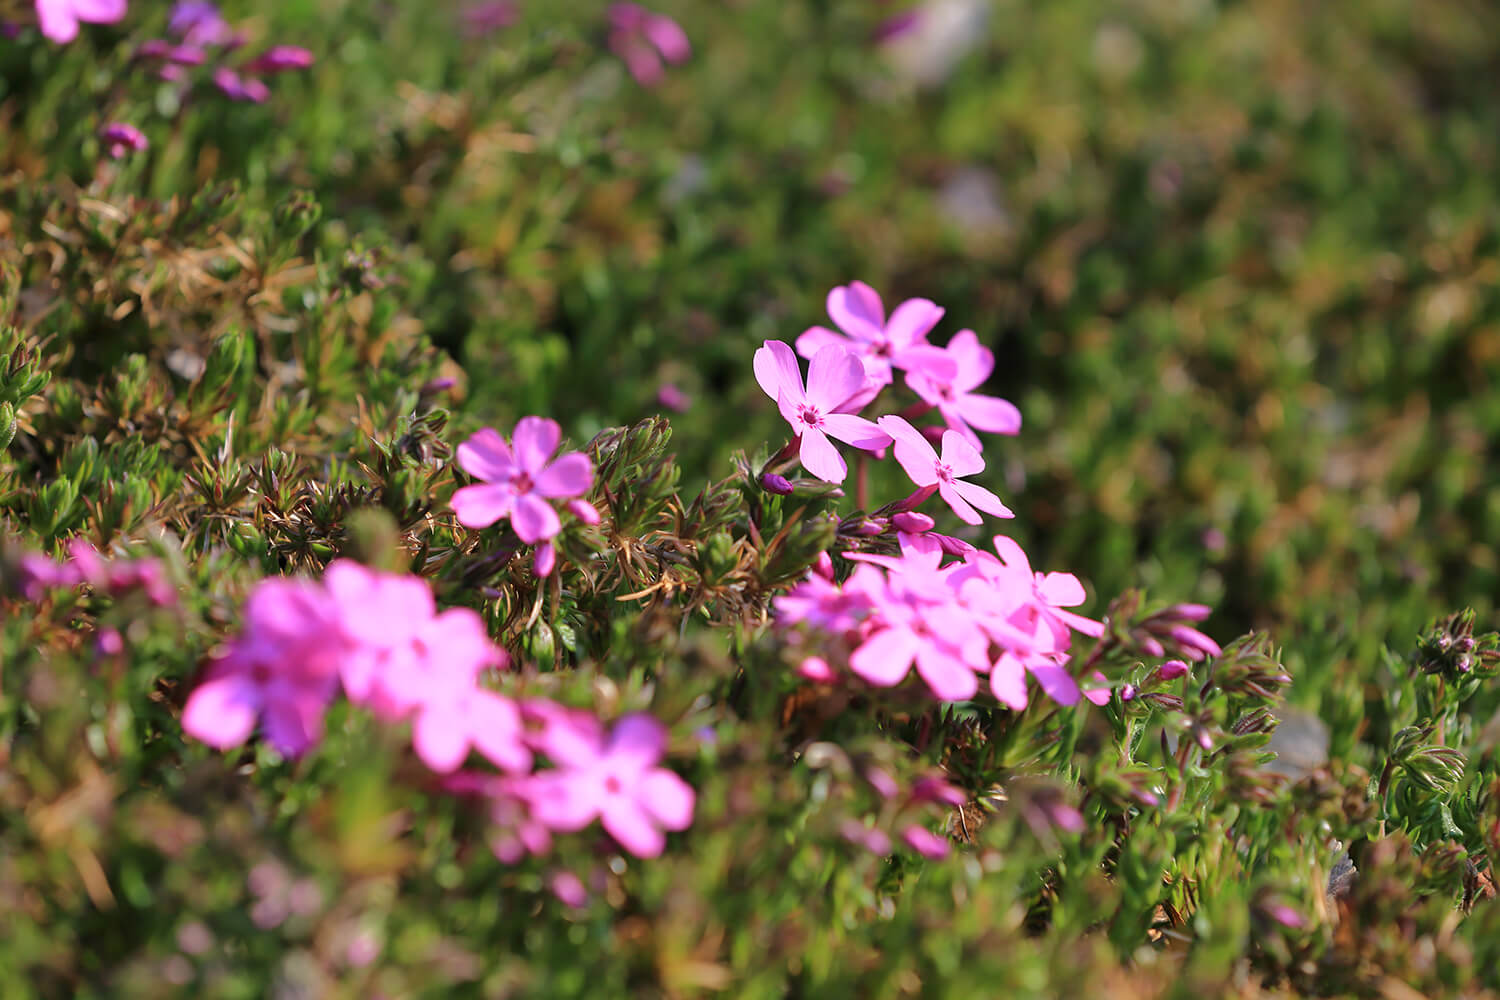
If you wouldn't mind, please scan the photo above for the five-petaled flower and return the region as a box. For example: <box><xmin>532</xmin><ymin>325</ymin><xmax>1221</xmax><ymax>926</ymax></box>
<box><xmin>877</xmin><ymin>414</ymin><xmax>1012</xmax><ymax>524</ymax></box>
<box><xmin>452</xmin><ymin>417</ymin><xmax>594</xmax><ymax>543</ymax></box>
<box><xmin>754</xmin><ymin>340</ymin><xmax>890</xmax><ymax>483</ymax></box>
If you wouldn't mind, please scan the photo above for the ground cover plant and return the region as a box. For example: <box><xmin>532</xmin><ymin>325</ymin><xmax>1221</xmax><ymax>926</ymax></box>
<box><xmin>5</xmin><ymin>0</ymin><xmax>1500</xmax><ymax>996</ymax></box>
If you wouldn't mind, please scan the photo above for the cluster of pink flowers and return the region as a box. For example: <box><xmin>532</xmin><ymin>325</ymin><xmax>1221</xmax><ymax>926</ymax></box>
<box><xmin>180</xmin><ymin>560</ymin><xmax>695</xmax><ymax>859</ymax></box>
<box><xmin>755</xmin><ymin>281</ymin><xmax>1020</xmax><ymax>527</ymax></box>
<box><xmin>17</xmin><ymin>538</ymin><xmax>175</xmax><ymax>606</ymax></box>
<box><xmin>134</xmin><ymin>3</ymin><xmax>313</xmax><ymax>103</ymax></box>
<box><xmin>778</xmin><ymin>531</ymin><xmax>1109</xmax><ymax>707</ymax></box>
<box><xmin>451</xmin><ymin>417</ymin><xmax>600</xmax><ymax>577</ymax></box>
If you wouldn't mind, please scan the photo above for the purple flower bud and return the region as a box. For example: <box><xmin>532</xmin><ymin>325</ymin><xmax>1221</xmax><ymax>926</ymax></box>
<box><xmin>1139</xmin><ymin>635</ymin><xmax>1166</xmax><ymax>658</ymax></box>
<box><xmin>760</xmin><ymin>473</ymin><xmax>794</xmax><ymax>495</ymax></box>
<box><xmin>796</xmin><ymin>656</ymin><xmax>835</xmax><ymax>683</ymax></box>
<box><xmin>1157</xmin><ymin>659</ymin><xmax>1190</xmax><ymax>681</ymax></box>
<box><xmin>872</xmin><ymin>10</ymin><xmax>922</xmax><ymax>44</ymax></box>
<box><xmin>909</xmin><ymin>776</ymin><xmax>966</xmax><ymax>807</ymax></box>
<box><xmin>856</xmin><ymin>519</ymin><xmax>886</xmax><ymax>536</ymax></box>
<box><xmin>1166</xmin><ymin>602</ymin><xmax>1213</xmax><ymax>622</ymax></box>
<box><xmin>1044</xmin><ymin>802</ymin><xmax>1085</xmax><ymax>834</ymax></box>
<box><xmin>462</xmin><ymin>1</ymin><xmax>519</xmax><ymax>36</ymax></box>
<box><xmin>565</xmin><ymin>499</ymin><xmax>602</xmax><ymax>526</ymax></box>
<box><xmin>99</xmin><ymin>123</ymin><xmax>149</xmax><ymax>160</ymax></box>
<box><xmin>1119</xmin><ymin>684</ymin><xmax>1138</xmax><ymax>702</ymax></box>
<box><xmin>901</xmin><ymin>825</ymin><xmax>950</xmax><ymax>860</ymax></box>
<box><xmin>1169</xmin><ymin>624</ymin><xmax>1221</xmax><ymax>660</ymax></box>
<box><xmin>214</xmin><ymin>68</ymin><xmax>270</xmax><ymax>103</ymax></box>
<box><xmin>933</xmin><ymin>533</ymin><xmax>976</xmax><ymax>557</ymax></box>
<box><xmin>656</xmin><ymin>383</ymin><xmax>690</xmax><ymax>412</ymax></box>
<box><xmin>864</xmin><ymin>767</ymin><xmax>899</xmax><ymax>800</ymax></box>
<box><xmin>96</xmin><ymin>628</ymin><xmax>124</xmax><ymax>656</ymax></box>
<box><xmin>419</xmin><ymin>375</ymin><xmax>457</xmax><ymax>397</ymax></box>
<box><xmin>891</xmin><ymin>511</ymin><xmax>935</xmax><ymax>534</ymax></box>
<box><xmin>813</xmin><ymin>551</ymin><xmax>835</xmax><ymax>581</ymax></box>
<box><xmin>533</xmin><ymin>542</ymin><xmax>556</xmax><ymax>578</ymax></box>
<box><xmin>1264</xmin><ymin>903</ymin><xmax>1304</xmax><ymax>928</ymax></box>
<box><xmin>245</xmin><ymin>45</ymin><xmax>314</xmax><ymax>74</ymax></box>
<box><xmin>549</xmin><ymin>870</ymin><xmax>588</xmax><ymax>908</ymax></box>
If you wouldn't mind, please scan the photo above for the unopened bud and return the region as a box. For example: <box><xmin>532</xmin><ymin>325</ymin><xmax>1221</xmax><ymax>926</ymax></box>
<box><xmin>760</xmin><ymin>473</ymin><xmax>794</xmax><ymax>495</ymax></box>
<box><xmin>891</xmin><ymin>511</ymin><xmax>935</xmax><ymax>534</ymax></box>
<box><xmin>566</xmin><ymin>499</ymin><xmax>601</xmax><ymax>525</ymax></box>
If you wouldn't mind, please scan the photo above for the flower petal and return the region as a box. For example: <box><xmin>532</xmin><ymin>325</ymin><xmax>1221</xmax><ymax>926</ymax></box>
<box><xmin>938</xmin><ymin>482</ymin><xmax>982</xmax><ymax>524</ymax></box>
<box><xmin>640</xmin><ymin>769</ymin><xmax>695</xmax><ymax>830</ymax></box>
<box><xmin>606</xmin><ymin>714</ymin><xmax>667</xmax><ymax>772</ymax></box>
<box><xmin>946</xmin><ymin>330</ymin><xmax>995</xmax><ymax>389</ymax></box>
<box><xmin>182</xmin><ymin>673</ymin><xmax>260</xmax><ymax>749</ymax></box>
<box><xmin>822</xmin><ymin>412</ymin><xmax>891</xmax><ymax>452</ymax></box>
<box><xmin>949</xmin><ymin>478</ymin><xmax>1014</xmax><ymax>520</ymax></box>
<box><xmin>805</xmin><ymin>345</ymin><xmax>866</xmax><ymax>411</ymax></box>
<box><xmin>826</xmin><ymin>281</ymin><xmax>885</xmax><ymax>340</ymax></box>
<box><xmin>511</xmin><ymin>493</ymin><xmax>562</xmax><ymax>543</ymax></box>
<box><xmin>456</xmin><ymin>427</ymin><xmax>516</xmax><ymax>483</ymax></box>
<box><xmin>602</xmin><ymin>799</ymin><xmax>666</xmax><ymax>858</ymax></box>
<box><xmin>534</xmin><ymin>452</ymin><xmax>593</xmax><ymax>498</ymax></box>
<box><xmin>1038</xmin><ymin>572</ymin><xmax>1086</xmax><ymax>608</ymax></box>
<box><xmin>413</xmin><ymin>704</ymin><xmax>471</xmax><ymax>773</ymax></box>
<box><xmin>956</xmin><ymin>393</ymin><xmax>1022</xmax><ymax>435</ymax></box>
<box><xmin>850</xmin><ymin>626</ymin><xmax>919</xmax><ymax>686</ymax></box>
<box><xmin>511</xmin><ymin>417</ymin><xmax>562</xmax><ymax>476</ymax></box>
<box><xmin>989</xmin><ymin>655</ymin><xmax>1029</xmax><ymax>710</ymax></box>
<box><xmin>884</xmin><ymin>298</ymin><xmax>944</xmax><ymax>347</ymax></box>
<box><xmin>754</xmin><ymin>340</ymin><xmax>805</xmax><ymax>406</ymax></box>
<box><xmin>451</xmin><ymin>483</ymin><xmax>515</xmax><ymax>529</ymax></box>
<box><xmin>794</xmin><ymin>325</ymin><xmax>849</xmax><ymax>360</ymax></box>
<box><xmin>938</xmin><ymin>430</ymin><xmax>985</xmax><ymax>477</ymax></box>
<box><xmin>1026</xmin><ymin>658</ymin><xmax>1082</xmax><ymax>706</ymax></box>
<box><xmin>798</xmin><ymin>428</ymin><xmax>848</xmax><ymax>483</ymax></box>
<box><xmin>914</xmin><ymin>642</ymin><xmax>979</xmax><ymax>701</ymax></box>
<box><xmin>877</xmin><ymin>415</ymin><xmax>939</xmax><ymax>485</ymax></box>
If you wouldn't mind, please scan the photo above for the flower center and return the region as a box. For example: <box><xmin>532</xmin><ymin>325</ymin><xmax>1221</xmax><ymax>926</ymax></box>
<box><xmin>797</xmin><ymin>404</ymin><xmax>824</xmax><ymax>429</ymax></box>
<box><xmin>935</xmin><ymin>463</ymin><xmax>955</xmax><ymax>484</ymax></box>
<box><xmin>510</xmin><ymin>472</ymin><xmax>534</xmax><ymax>494</ymax></box>
<box><xmin>604</xmin><ymin>775</ymin><xmax>623</xmax><ymax>794</ymax></box>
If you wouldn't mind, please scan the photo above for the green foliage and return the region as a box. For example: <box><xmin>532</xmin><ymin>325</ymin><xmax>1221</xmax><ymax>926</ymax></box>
<box><xmin>4</xmin><ymin>0</ymin><xmax>1500</xmax><ymax>996</ymax></box>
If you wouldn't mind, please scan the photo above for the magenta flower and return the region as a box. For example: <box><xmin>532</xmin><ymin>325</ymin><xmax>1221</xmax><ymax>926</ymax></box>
<box><xmin>877</xmin><ymin>415</ymin><xmax>1013</xmax><ymax>524</ymax></box>
<box><xmin>35</xmin><ymin>0</ymin><xmax>125</xmax><ymax>43</ymax></box>
<box><xmin>525</xmin><ymin>714</ymin><xmax>696</xmax><ymax>858</ymax></box>
<box><xmin>905</xmin><ymin>329</ymin><xmax>1022</xmax><ymax>448</ymax></box>
<box><xmin>462</xmin><ymin>1</ymin><xmax>518</xmax><ymax>36</ymax></box>
<box><xmin>901</xmin><ymin>825</ymin><xmax>950</xmax><ymax>859</ymax></box>
<box><xmin>181</xmin><ymin>578</ymin><xmax>344</xmax><ymax>757</ymax></box>
<box><xmin>245</xmin><ymin>45</ymin><xmax>314</xmax><ymax>74</ymax></box>
<box><xmin>608</xmin><ymin>3</ymin><xmax>690</xmax><ymax>87</ymax></box>
<box><xmin>794</xmin><ymin>281</ymin><xmax>957</xmax><ymax>399</ymax></box>
<box><xmin>99</xmin><ymin>123</ymin><xmax>149</xmax><ymax>160</ymax></box>
<box><xmin>451</xmin><ymin>417</ymin><xmax>594</xmax><ymax>543</ymax></box>
<box><xmin>754</xmin><ymin>340</ymin><xmax>890</xmax><ymax>483</ymax></box>
<box><xmin>323</xmin><ymin>560</ymin><xmax>529</xmax><ymax>774</ymax></box>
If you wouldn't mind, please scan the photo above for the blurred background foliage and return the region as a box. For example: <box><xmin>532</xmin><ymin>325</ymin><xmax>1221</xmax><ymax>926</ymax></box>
<box><xmin>6</xmin><ymin>0</ymin><xmax>1500</xmax><ymax>995</ymax></box>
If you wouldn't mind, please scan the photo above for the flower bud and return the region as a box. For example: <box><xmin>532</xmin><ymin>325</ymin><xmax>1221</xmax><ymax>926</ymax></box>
<box><xmin>760</xmin><ymin>473</ymin><xmax>794</xmax><ymax>495</ymax></box>
<box><xmin>891</xmin><ymin>511</ymin><xmax>935</xmax><ymax>534</ymax></box>
<box><xmin>566</xmin><ymin>499</ymin><xmax>602</xmax><ymax>525</ymax></box>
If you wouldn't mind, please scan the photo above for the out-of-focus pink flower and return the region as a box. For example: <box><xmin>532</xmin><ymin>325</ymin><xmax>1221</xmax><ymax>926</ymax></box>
<box><xmin>525</xmin><ymin>713</ymin><xmax>696</xmax><ymax>858</ymax></box>
<box><xmin>534</xmin><ymin>541</ymin><xmax>557</xmax><ymax>578</ymax></box>
<box><xmin>656</xmin><ymin>383</ymin><xmax>690</xmax><ymax>412</ymax></box>
<box><xmin>323</xmin><ymin>560</ymin><xmax>529</xmax><ymax>775</ymax></box>
<box><xmin>872</xmin><ymin>9</ymin><xmax>921</xmax><ymax>43</ymax></box>
<box><xmin>213</xmin><ymin>67</ymin><xmax>270</xmax><ymax>103</ymax></box>
<box><xmin>878</xmin><ymin>415</ymin><xmax>1013</xmax><ymax>524</ymax></box>
<box><xmin>794</xmin><ymin>281</ymin><xmax>957</xmax><ymax>401</ymax></box>
<box><xmin>901</xmin><ymin>824</ymin><xmax>950</xmax><ymax>859</ymax></box>
<box><xmin>462</xmin><ymin>0</ymin><xmax>518</xmax><ymax>36</ymax></box>
<box><xmin>35</xmin><ymin>0</ymin><xmax>125</xmax><ymax>44</ymax></box>
<box><xmin>608</xmin><ymin>3</ymin><xmax>690</xmax><ymax>87</ymax></box>
<box><xmin>549</xmin><ymin>870</ymin><xmax>589</xmax><ymax>908</ymax></box>
<box><xmin>245</xmin><ymin>45</ymin><xmax>313</xmax><ymax>74</ymax></box>
<box><xmin>905</xmin><ymin>330</ymin><xmax>1022</xmax><ymax>448</ymax></box>
<box><xmin>754</xmin><ymin>340</ymin><xmax>890</xmax><ymax>483</ymax></box>
<box><xmin>181</xmin><ymin>578</ymin><xmax>345</xmax><ymax>757</ymax></box>
<box><xmin>169</xmin><ymin>1</ymin><xmax>233</xmax><ymax>46</ymax></box>
<box><xmin>796</xmin><ymin>656</ymin><xmax>837</xmax><ymax>682</ymax></box>
<box><xmin>100</xmin><ymin>123</ymin><xmax>149</xmax><ymax>160</ymax></box>
<box><xmin>452</xmin><ymin>418</ymin><xmax>594</xmax><ymax>544</ymax></box>
<box><xmin>565</xmin><ymin>499</ymin><xmax>602</xmax><ymax>525</ymax></box>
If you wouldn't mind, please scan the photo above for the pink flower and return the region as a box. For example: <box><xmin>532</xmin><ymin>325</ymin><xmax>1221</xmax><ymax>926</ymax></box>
<box><xmin>877</xmin><ymin>414</ymin><xmax>1013</xmax><ymax>524</ymax></box>
<box><xmin>794</xmin><ymin>281</ymin><xmax>957</xmax><ymax>400</ymax></box>
<box><xmin>1157</xmin><ymin>659</ymin><xmax>1190</xmax><ymax>681</ymax></box>
<box><xmin>754</xmin><ymin>340</ymin><xmax>891</xmax><ymax>483</ymax></box>
<box><xmin>462</xmin><ymin>1</ymin><xmax>518</xmax><ymax>36</ymax></box>
<box><xmin>525</xmin><ymin>714</ymin><xmax>695</xmax><ymax>858</ymax></box>
<box><xmin>245</xmin><ymin>45</ymin><xmax>313</xmax><ymax>74</ymax></box>
<box><xmin>901</xmin><ymin>825</ymin><xmax>950</xmax><ymax>859</ymax></box>
<box><xmin>181</xmin><ymin>578</ymin><xmax>344</xmax><ymax>757</ymax></box>
<box><xmin>451</xmin><ymin>417</ymin><xmax>594</xmax><ymax>543</ymax></box>
<box><xmin>212</xmin><ymin>67</ymin><xmax>270</xmax><ymax>103</ymax></box>
<box><xmin>100</xmin><ymin>123</ymin><xmax>148</xmax><ymax>160</ymax></box>
<box><xmin>323</xmin><ymin>561</ymin><xmax>529</xmax><ymax>774</ymax></box>
<box><xmin>35</xmin><ymin>0</ymin><xmax>125</xmax><ymax>43</ymax></box>
<box><xmin>608</xmin><ymin>4</ymin><xmax>690</xmax><ymax>87</ymax></box>
<box><xmin>905</xmin><ymin>330</ymin><xmax>1022</xmax><ymax>448</ymax></box>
